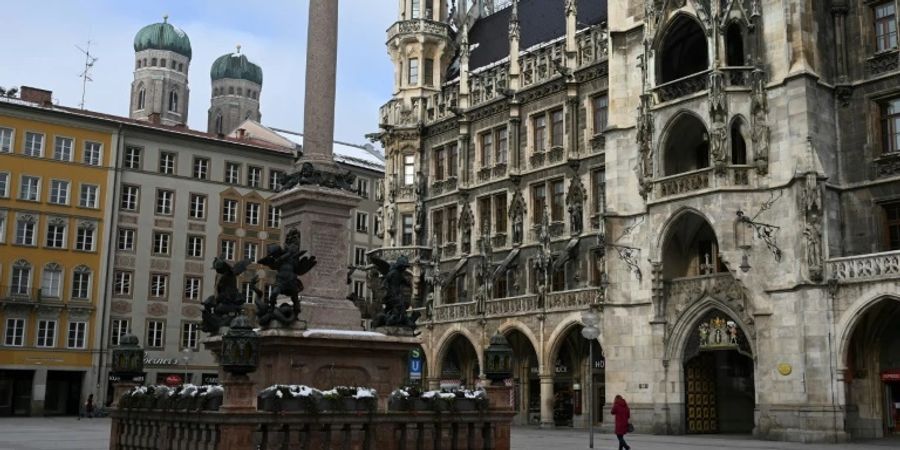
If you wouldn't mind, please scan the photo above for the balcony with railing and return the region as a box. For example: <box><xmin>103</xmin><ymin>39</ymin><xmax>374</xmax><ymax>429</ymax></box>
<box><xmin>545</xmin><ymin>287</ymin><xmax>601</xmax><ymax>312</ymax></box>
<box><xmin>651</xmin><ymin>165</ymin><xmax>753</xmax><ymax>200</ymax></box>
<box><xmin>866</xmin><ymin>49</ymin><xmax>899</xmax><ymax>77</ymax></box>
<box><xmin>433</xmin><ymin>301</ymin><xmax>478</xmax><ymax>323</ymax></box>
<box><xmin>654</xmin><ymin>70</ymin><xmax>710</xmax><ymax>103</ymax></box>
<box><xmin>485</xmin><ymin>295</ymin><xmax>539</xmax><ymax>318</ymax></box>
<box><xmin>369</xmin><ymin>246</ymin><xmax>432</xmax><ymax>264</ymax></box>
<box><xmin>827</xmin><ymin>250</ymin><xmax>900</xmax><ymax>283</ymax></box>
<box><xmin>387</xmin><ymin>19</ymin><xmax>453</xmax><ymax>42</ymax></box>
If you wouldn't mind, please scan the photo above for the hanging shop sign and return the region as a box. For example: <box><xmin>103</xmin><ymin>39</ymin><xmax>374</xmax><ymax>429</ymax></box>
<box><xmin>881</xmin><ymin>370</ymin><xmax>900</xmax><ymax>382</ymax></box>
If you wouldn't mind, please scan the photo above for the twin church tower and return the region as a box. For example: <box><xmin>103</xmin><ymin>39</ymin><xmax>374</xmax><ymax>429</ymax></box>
<box><xmin>128</xmin><ymin>16</ymin><xmax>262</xmax><ymax>135</ymax></box>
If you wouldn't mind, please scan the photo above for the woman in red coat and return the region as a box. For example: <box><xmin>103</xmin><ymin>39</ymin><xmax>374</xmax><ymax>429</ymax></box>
<box><xmin>611</xmin><ymin>395</ymin><xmax>631</xmax><ymax>450</ymax></box>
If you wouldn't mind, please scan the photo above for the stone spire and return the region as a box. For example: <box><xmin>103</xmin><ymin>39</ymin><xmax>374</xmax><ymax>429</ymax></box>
<box><xmin>565</xmin><ymin>0</ymin><xmax>578</xmax><ymax>69</ymax></box>
<box><xmin>508</xmin><ymin>0</ymin><xmax>521</xmax><ymax>91</ymax></box>
<box><xmin>458</xmin><ymin>0</ymin><xmax>471</xmax><ymax>109</ymax></box>
<box><xmin>302</xmin><ymin>0</ymin><xmax>339</xmax><ymax>164</ymax></box>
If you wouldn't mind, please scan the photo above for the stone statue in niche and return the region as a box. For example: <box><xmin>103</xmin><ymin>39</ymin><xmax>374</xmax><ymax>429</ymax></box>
<box><xmin>255</xmin><ymin>229</ymin><xmax>317</xmax><ymax>328</ymax></box>
<box><xmin>201</xmin><ymin>257</ymin><xmax>251</xmax><ymax>334</ymax></box>
<box><xmin>368</xmin><ymin>255</ymin><xmax>420</xmax><ymax>332</ymax></box>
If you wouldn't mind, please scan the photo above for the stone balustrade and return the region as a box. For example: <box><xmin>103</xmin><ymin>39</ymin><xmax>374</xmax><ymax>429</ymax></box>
<box><xmin>722</xmin><ymin>66</ymin><xmax>754</xmax><ymax>87</ymax></box>
<box><xmin>387</xmin><ymin>19</ymin><xmax>452</xmax><ymax>42</ymax></box>
<box><xmin>866</xmin><ymin>49</ymin><xmax>899</xmax><ymax>76</ymax></box>
<box><xmin>654</xmin><ymin>70</ymin><xmax>711</xmax><ymax>103</ymax></box>
<box><xmin>110</xmin><ymin>404</ymin><xmax>513</xmax><ymax>450</ymax></box>
<box><xmin>433</xmin><ymin>301</ymin><xmax>478</xmax><ymax>322</ymax></box>
<box><xmin>665</xmin><ymin>273</ymin><xmax>741</xmax><ymax>304</ymax></box>
<box><xmin>652</xmin><ymin>165</ymin><xmax>753</xmax><ymax>200</ymax></box>
<box><xmin>827</xmin><ymin>250</ymin><xmax>900</xmax><ymax>282</ymax></box>
<box><xmin>485</xmin><ymin>295</ymin><xmax>539</xmax><ymax>317</ymax></box>
<box><xmin>369</xmin><ymin>246</ymin><xmax>432</xmax><ymax>263</ymax></box>
<box><xmin>546</xmin><ymin>287</ymin><xmax>601</xmax><ymax>312</ymax></box>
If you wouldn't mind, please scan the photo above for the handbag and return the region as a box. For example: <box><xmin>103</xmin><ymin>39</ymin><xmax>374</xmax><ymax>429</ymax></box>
<box><xmin>626</xmin><ymin>422</ymin><xmax>635</xmax><ymax>433</ymax></box>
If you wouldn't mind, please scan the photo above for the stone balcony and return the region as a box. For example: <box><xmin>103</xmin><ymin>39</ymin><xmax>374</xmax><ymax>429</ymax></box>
<box><xmin>651</xmin><ymin>165</ymin><xmax>753</xmax><ymax>201</ymax></box>
<box><xmin>653</xmin><ymin>67</ymin><xmax>754</xmax><ymax>103</ymax></box>
<box><xmin>866</xmin><ymin>49</ymin><xmax>899</xmax><ymax>77</ymax></box>
<box><xmin>827</xmin><ymin>250</ymin><xmax>900</xmax><ymax>283</ymax></box>
<box><xmin>369</xmin><ymin>246</ymin><xmax>432</xmax><ymax>264</ymax></box>
<box><xmin>386</xmin><ymin>19</ymin><xmax>452</xmax><ymax>43</ymax></box>
<box><xmin>431</xmin><ymin>287</ymin><xmax>602</xmax><ymax>324</ymax></box>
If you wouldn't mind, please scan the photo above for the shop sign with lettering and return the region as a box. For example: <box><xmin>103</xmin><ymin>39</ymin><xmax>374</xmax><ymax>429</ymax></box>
<box><xmin>144</xmin><ymin>357</ymin><xmax>181</xmax><ymax>366</ymax></box>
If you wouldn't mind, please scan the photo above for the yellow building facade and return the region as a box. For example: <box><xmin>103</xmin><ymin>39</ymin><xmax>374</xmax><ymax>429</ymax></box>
<box><xmin>0</xmin><ymin>96</ymin><xmax>118</xmax><ymax>416</ymax></box>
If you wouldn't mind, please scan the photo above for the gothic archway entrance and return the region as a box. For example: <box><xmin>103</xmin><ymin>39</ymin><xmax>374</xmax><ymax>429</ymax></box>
<box><xmin>550</xmin><ymin>324</ymin><xmax>605</xmax><ymax>428</ymax></box>
<box><xmin>504</xmin><ymin>328</ymin><xmax>539</xmax><ymax>425</ymax></box>
<box><xmin>844</xmin><ymin>297</ymin><xmax>900</xmax><ymax>439</ymax></box>
<box><xmin>438</xmin><ymin>334</ymin><xmax>480</xmax><ymax>389</ymax></box>
<box><xmin>683</xmin><ymin>310</ymin><xmax>755</xmax><ymax>434</ymax></box>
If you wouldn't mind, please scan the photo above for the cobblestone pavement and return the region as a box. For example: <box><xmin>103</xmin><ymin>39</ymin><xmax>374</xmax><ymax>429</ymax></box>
<box><xmin>0</xmin><ymin>417</ymin><xmax>898</xmax><ymax>450</ymax></box>
<box><xmin>510</xmin><ymin>427</ymin><xmax>900</xmax><ymax>450</ymax></box>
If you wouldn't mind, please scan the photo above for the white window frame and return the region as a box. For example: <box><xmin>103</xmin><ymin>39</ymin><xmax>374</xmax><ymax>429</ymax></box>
<box><xmin>124</xmin><ymin>146</ymin><xmax>142</xmax><ymax>169</ymax></box>
<box><xmin>41</xmin><ymin>264</ymin><xmax>63</xmax><ymax>298</ymax></box>
<box><xmin>150</xmin><ymin>274</ymin><xmax>168</xmax><ymax>298</ymax></box>
<box><xmin>223</xmin><ymin>199</ymin><xmax>239</xmax><ymax>223</ymax></box>
<box><xmin>45</xmin><ymin>218</ymin><xmax>67</xmax><ymax>249</ymax></box>
<box><xmin>67</xmin><ymin>321</ymin><xmax>87</xmax><ymax>349</ymax></box>
<box><xmin>156</xmin><ymin>189</ymin><xmax>174</xmax><ymax>215</ymax></box>
<box><xmin>36</xmin><ymin>319</ymin><xmax>57</xmax><ymax>348</ymax></box>
<box><xmin>10</xmin><ymin>261</ymin><xmax>32</xmax><ymax>295</ymax></box>
<box><xmin>146</xmin><ymin>320</ymin><xmax>165</xmax><ymax>348</ymax></box>
<box><xmin>267</xmin><ymin>206</ymin><xmax>281</xmax><ymax>228</ymax></box>
<box><xmin>110</xmin><ymin>319</ymin><xmax>130</xmax><ymax>346</ymax></box>
<box><xmin>244</xmin><ymin>242</ymin><xmax>259</xmax><ymax>262</ymax></box>
<box><xmin>121</xmin><ymin>185</ymin><xmax>139</xmax><ymax>211</ymax></box>
<box><xmin>4</xmin><ymin>318</ymin><xmax>25</xmax><ymax>347</ymax></box>
<box><xmin>356</xmin><ymin>212</ymin><xmax>369</xmax><ymax>232</ymax></box>
<box><xmin>193</xmin><ymin>157</ymin><xmax>209</xmax><ymax>180</ymax></box>
<box><xmin>221</xmin><ymin>240</ymin><xmax>236</xmax><ymax>260</ymax></box>
<box><xmin>79</xmin><ymin>184</ymin><xmax>99</xmax><ymax>209</ymax></box>
<box><xmin>153</xmin><ymin>232</ymin><xmax>172</xmax><ymax>255</ymax></box>
<box><xmin>181</xmin><ymin>322</ymin><xmax>199</xmax><ymax>350</ymax></box>
<box><xmin>117</xmin><ymin>228</ymin><xmax>135</xmax><ymax>251</ymax></box>
<box><xmin>83</xmin><ymin>141</ymin><xmax>102</xmax><ymax>166</ymax></box>
<box><xmin>16</xmin><ymin>215</ymin><xmax>37</xmax><ymax>246</ymax></box>
<box><xmin>403</xmin><ymin>154</ymin><xmax>415</xmax><ymax>185</ymax></box>
<box><xmin>24</xmin><ymin>131</ymin><xmax>45</xmax><ymax>157</ymax></box>
<box><xmin>189</xmin><ymin>194</ymin><xmax>207</xmax><ymax>219</ymax></box>
<box><xmin>114</xmin><ymin>271</ymin><xmax>133</xmax><ymax>296</ymax></box>
<box><xmin>159</xmin><ymin>151</ymin><xmax>177</xmax><ymax>175</ymax></box>
<box><xmin>354</xmin><ymin>247</ymin><xmax>367</xmax><ymax>266</ymax></box>
<box><xmin>247</xmin><ymin>166</ymin><xmax>263</xmax><ymax>188</ymax></box>
<box><xmin>71</xmin><ymin>267</ymin><xmax>91</xmax><ymax>299</ymax></box>
<box><xmin>225</xmin><ymin>162</ymin><xmax>241</xmax><ymax>184</ymax></box>
<box><xmin>0</xmin><ymin>172</ymin><xmax>8</xmax><ymax>197</ymax></box>
<box><xmin>20</xmin><ymin>175</ymin><xmax>41</xmax><ymax>201</ymax></box>
<box><xmin>54</xmin><ymin>136</ymin><xmax>73</xmax><ymax>161</ymax></box>
<box><xmin>187</xmin><ymin>235</ymin><xmax>205</xmax><ymax>258</ymax></box>
<box><xmin>270</xmin><ymin>170</ymin><xmax>285</xmax><ymax>191</ymax></box>
<box><xmin>75</xmin><ymin>222</ymin><xmax>96</xmax><ymax>252</ymax></box>
<box><xmin>184</xmin><ymin>277</ymin><xmax>201</xmax><ymax>301</ymax></box>
<box><xmin>0</xmin><ymin>127</ymin><xmax>13</xmax><ymax>153</ymax></box>
<box><xmin>246</xmin><ymin>202</ymin><xmax>261</xmax><ymax>226</ymax></box>
<box><xmin>49</xmin><ymin>179</ymin><xmax>70</xmax><ymax>205</ymax></box>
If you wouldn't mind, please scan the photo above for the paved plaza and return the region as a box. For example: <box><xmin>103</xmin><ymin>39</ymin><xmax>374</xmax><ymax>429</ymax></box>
<box><xmin>0</xmin><ymin>418</ymin><xmax>897</xmax><ymax>450</ymax></box>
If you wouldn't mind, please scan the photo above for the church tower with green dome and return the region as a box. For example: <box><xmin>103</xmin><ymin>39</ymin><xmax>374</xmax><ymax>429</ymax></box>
<box><xmin>207</xmin><ymin>46</ymin><xmax>263</xmax><ymax>135</ymax></box>
<box><xmin>130</xmin><ymin>16</ymin><xmax>192</xmax><ymax>126</ymax></box>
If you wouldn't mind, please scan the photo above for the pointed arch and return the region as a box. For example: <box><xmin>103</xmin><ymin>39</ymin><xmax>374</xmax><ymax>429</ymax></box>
<box><xmin>656</xmin><ymin>13</ymin><xmax>709</xmax><ymax>84</ymax></box>
<box><xmin>137</xmin><ymin>83</ymin><xmax>146</xmax><ymax>110</ymax></box>
<box><xmin>432</xmin><ymin>326</ymin><xmax>483</xmax><ymax>378</ymax></box>
<box><xmin>215</xmin><ymin>111</ymin><xmax>224</xmax><ymax>135</ymax></box>
<box><xmin>837</xmin><ymin>293</ymin><xmax>900</xmax><ymax>371</ymax></box>
<box><xmin>729</xmin><ymin>115</ymin><xmax>749</xmax><ymax>164</ymax></box>
<box><xmin>664</xmin><ymin>296</ymin><xmax>756</xmax><ymax>363</ymax></box>
<box><xmin>725</xmin><ymin>21</ymin><xmax>746</xmax><ymax>67</ymax></box>
<box><xmin>544</xmin><ymin>313</ymin><xmax>604</xmax><ymax>370</ymax></box>
<box><xmin>168</xmin><ymin>90</ymin><xmax>179</xmax><ymax>112</ymax></box>
<box><xmin>497</xmin><ymin>320</ymin><xmax>541</xmax><ymax>360</ymax></box>
<box><xmin>660</xmin><ymin>111</ymin><xmax>710</xmax><ymax>176</ymax></box>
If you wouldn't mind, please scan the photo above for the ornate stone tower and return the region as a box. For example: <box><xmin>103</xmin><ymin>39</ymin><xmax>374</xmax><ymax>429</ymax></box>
<box><xmin>382</xmin><ymin>0</ymin><xmax>456</xmax><ymax>247</ymax></box>
<box><xmin>208</xmin><ymin>46</ymin><xmax>263</xmax><ymax>135</ymax></box>
<box><xmin>130</xmin><ymin>16</ymin><xmax>191</xmax><ymax>126</ymax></box>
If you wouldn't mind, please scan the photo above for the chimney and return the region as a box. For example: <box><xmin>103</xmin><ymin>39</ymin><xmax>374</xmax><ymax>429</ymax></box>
<box><xmin>20</xmin><ymin>86</ymin><xmax>53</xmax><ymax>106</ymax></box>
<box><xmin>237</xmin><ymin>128</ymin><xmax>246</xmax><ymax>139</ymax></box>
<box><xmin>148</xmin><ymin>113</ymin><xmax>161</xmax><ymax>124</ymax></box>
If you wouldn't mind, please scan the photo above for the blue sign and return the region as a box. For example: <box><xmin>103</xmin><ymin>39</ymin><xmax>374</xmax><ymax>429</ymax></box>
<box><xmin>409</xmin><ymin>349</ymin><xmax>423</xmax><ymax>380</ymax></box>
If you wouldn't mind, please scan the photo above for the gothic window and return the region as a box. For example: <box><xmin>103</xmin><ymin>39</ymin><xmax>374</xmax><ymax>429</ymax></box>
<box><xmin>151</xmin><ymin>58</ymin><xmax>157</xmax><ymax>66</ymax></box>
<box><xmin>874</xmin><ymin>2</ymin><xmax>898</xmax><ymax>52</ymax></box>
<box><xmin>494</xmin><ymin>193</ymin><xmax>508</xmax><ymax>234</ymax></box>
<box><xmin>229</xmin><ymin>86</ymin><xmax>235</xmax><ymax>95</ymax></box>
<box><xmin>402</xmin><ymin>214</ymin><xmax>414</xmax><ymax>245</ymax></box>
<box><xmin>883</xmin><ymin>97</ymin><xmax>900</xmax><ymax>154</ymax></box>
<box><xmin>434</xmin><ymin>146</ymin><xmax>445</xmax><ymax>180</ymax></box>
<box><xmin>592</xmin><ymin>95</ymin><xmax>608</xmax><ymax>135</ymax></box>
<box><xmin>550</xmin><ymin>179</ymin><xmax>565</xmax><ymax>222</ymax></box>
<box><xmin>663</xmin><ymin>113</ymin><xmax>710</xmax><ymax>176</ymax></box>
<box><xmin>478</xmin><ymin>197</ymin><xmax>492</xmax><ymax>232</ymax></box>
<box><xmin>411</xmin><ymin>0</ymin><xmax>421</xmax><ymax>18</ymax></box>
<box><xmin>661</xmin><ymin>213</ymin><xmax>725</xmax><ymax>279</ymax></box>
<box><xmin>885</xmin><ymin>201</ymin><xmax>900</xmax><ymax>250</ymax></box>
<box><xmin>658</xmin><ymin>15</ymin><xmax>709</xmax><ymax>84</ymax></box>
<box><xmin>496</xmin><ymin>127</ymin><xmax>508</xmax><ymax>165</ymax></box>
<box><xmin>160</xmin><ymin>58</ymin><xmax>166</xmax><ymax>68</ymax></box>
<box><xmin>168</xmin><ymin>90</ymin><xmax>178</xmax><ymax>112</ymax></box>
<box><xmin>550</xmin><ymin>109</ymin><xmax>564</xmax><ymax>147</ymax></box>
<box><xmin>731</xmin><ymin>119</ymin><xmax>748</xmax><ymax>164</ymax></box>
<box><xmin>531</xmin><ymin>184</ymin><xmax>546</xmax><ymax>224</ymax></box>
<box><xmin>403</xmin><ymin>154</ymin><xmax>416</xmax><ymax>185</ymax></box>
<box><xmin>408</xmin><ymin>58</ymin><xmax>420</xmax><ymax>85</ymax></box>
<box><xmin>433</xmin><ymin>210</ymin><xmax>444</xmax><ymax>245</ymax></box>
<box><xmin>424</xmin><ymin>58</ymin><xmax>434</xmax><ymax>86</ymax></box>
<box><xmin>591</xmin><ymin>169</ymin><xmax>606</xmax><ymax>215</ymax></box>
<box><xmin>447</xmin><ymin>206</ymin><xmax>458</xmax><ymax>243</ymax></box>
<box><xmin>137</xmin><ymin>87</ymin><xmax>146</xmax><ymax>110</ymax></box>
<box><xmin>480</xmin><ymin>131</ymin><xmax>493</xmax><ymax>167</ymax></box>
<box><xmin>215</xmin><ymin>112</ymin><xmax>224</xmax><ymax>135</ymax></box>
<box><xmin>447</xmin><ymin>143</ymin><xmax>458</xmax><ymax>177</ymax></box>
<box><xmin>533</xmin><ymin>114</ymin><xmax>547</xmax><ymax>153</ymax></box>
<box><xmin>725</xmin><ymin>23</ymin><xmax>746</xmax><ymax>66</ymax></box>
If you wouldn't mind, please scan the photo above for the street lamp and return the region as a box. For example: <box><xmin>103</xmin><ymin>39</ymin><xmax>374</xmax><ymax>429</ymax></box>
<box><xmin>181</xmin><ymin>348</ymin><xmax>194</xmax><ymax>385</ymax></box>
<box><xmin>581</xmin><ymin>311</ymin><xmax>601</xmax><ymax>449</ymax></box>
<box><xmin>221</xmin><ymin>315</ymin><xmax>259</xmax><ymax>376</ymax></box>
<box><xmin>484</xmin><ymin>332</ymin><xmax>513</xmax><ymax>385</ymax></box>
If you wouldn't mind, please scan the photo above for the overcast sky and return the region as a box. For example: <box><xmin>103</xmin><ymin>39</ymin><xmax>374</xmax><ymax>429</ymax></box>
<box><xmin>0</xmin><ymin>0</ymin><xmax>395</xmax><ymax>145</ymax></box>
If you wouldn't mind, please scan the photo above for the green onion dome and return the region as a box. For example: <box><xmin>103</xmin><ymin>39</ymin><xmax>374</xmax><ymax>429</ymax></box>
<box><xmin>133</xmin><ymin>17</ymin><xmax>192</xmax><ymax>59</ymax></box>
<box><xmin>210</xmin><ymin>49</ymin><xmax>263</xmax><ymax>85</ymax></box>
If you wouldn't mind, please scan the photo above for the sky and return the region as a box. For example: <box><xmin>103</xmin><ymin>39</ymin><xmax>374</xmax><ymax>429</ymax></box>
<box><xmin>0</xmin><ymin>0</ymin><xmax>396</xmax><ymax>145</ymax></box>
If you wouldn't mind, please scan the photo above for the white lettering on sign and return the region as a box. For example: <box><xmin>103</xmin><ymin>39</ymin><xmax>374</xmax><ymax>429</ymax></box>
<box><xmin>144</xmin><ymin>357</ymin><xmax>181</xmax><ymax>366</ymax></box>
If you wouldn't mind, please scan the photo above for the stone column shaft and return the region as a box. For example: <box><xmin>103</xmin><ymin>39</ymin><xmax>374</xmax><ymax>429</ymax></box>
<box><xmin>303</xmin><ymin>0</ymin><xmax>339</xmax><ymax>163</ymax></box>
<box><xmin>540</xmin><ymin>374</ymin><xmax>554</xmax><ymax>428</ymax></box>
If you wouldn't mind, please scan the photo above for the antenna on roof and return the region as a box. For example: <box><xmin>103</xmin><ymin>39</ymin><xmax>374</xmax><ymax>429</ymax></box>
<box><xmin>76</xmin><ymin>40</ymin><xmax>99</xmax><ymax>110</ymax></box>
